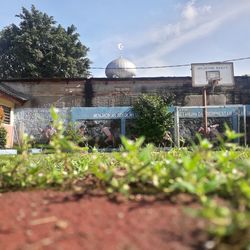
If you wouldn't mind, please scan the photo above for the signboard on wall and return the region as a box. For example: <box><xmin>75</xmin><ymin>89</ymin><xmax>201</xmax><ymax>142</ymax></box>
<box><xmin>71</xmin><ymin>105</ymin><xmax>250</xmax><ymax>122</ymax></box>
<box><xmin>177</xmin><ymin>106</ymin><xmax>250</xmax><ymax>118</ymax></box>
<box><xmin>71</xmin><ymin>107</ymin><xmax>134</xmax><ymax>121</ymax></box>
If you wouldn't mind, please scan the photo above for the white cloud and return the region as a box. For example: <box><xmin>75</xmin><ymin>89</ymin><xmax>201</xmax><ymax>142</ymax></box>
<box><xmin>182</xmin><ymin>0</ymin><xmax>198</xmax><ymax>21</ymax></box>
<box><xmin>181</xmin><ymin>0</ymin><xmax>211</xmax><ymax>23</ymax></box>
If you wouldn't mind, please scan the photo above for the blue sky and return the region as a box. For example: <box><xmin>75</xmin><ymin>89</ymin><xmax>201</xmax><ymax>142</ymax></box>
<box><xmin>0</xmin><ymin>0</ymin><xmax>250</xmax><ymax>77</ymax></box>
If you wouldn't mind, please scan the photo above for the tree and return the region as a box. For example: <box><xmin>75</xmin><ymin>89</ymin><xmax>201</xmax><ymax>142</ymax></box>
<box><xmin>0</xmin><ymin>5</ymin><xmax>90</xmax><ymax>78</ymax></box>
<box><xmin>132</xmin><ymin>94</ymin><xmax>173</xmax><ymax>145</ymax></box>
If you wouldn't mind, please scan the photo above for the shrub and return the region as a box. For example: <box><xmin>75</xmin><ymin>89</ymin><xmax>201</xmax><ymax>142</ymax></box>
<box><xmin>0</xmin><ymin>106</ymin><xmax>7</xmax><ymax>148</ymax></box>
<box><xmin>132</xmin><ymin>94</ymin><xmax>173</xmax><ymax>145</ymax></box>
<box><xmin>0</xmin><ymin>127</ymin><xmax>7</xmax><ymax>148</ymax></box>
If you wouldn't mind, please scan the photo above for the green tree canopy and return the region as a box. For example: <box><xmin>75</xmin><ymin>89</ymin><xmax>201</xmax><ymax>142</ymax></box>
<box><xmin>0</xmin><ymin>5</ymin><xmax>91</xmax><ymax>79</ymax></box>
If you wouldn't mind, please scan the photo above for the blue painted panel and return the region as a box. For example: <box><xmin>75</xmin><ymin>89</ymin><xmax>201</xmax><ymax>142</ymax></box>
<box><xmin>121</xmin><ymin>118</ymin><xmax>126</xmax><ymax>135</ymax></box>
<box><xmin>71</xmin><ymin>107</ymin><xmax>134</xmax><ymax>121</ymax></box>
<box><xmin>177</xmin><ymin>106</ymin><xmax>248</xmax><ymax>118</ymax></box>
<box><xmin>247</xmin><ymin>105</ymin><xmax>250</xmax><ymax>116</ymax></box>
<box><xmin>71</xmin><ymin>105</ymin><xmax>250</xmax><ymax>121</ymax></box>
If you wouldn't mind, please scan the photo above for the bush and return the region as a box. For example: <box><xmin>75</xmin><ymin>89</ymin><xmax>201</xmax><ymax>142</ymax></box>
<box><xmin>132</xmin><ymin>94</ymin><xmax>173</xmax><ymax>145</ymax></box>
<box><xmin>0</xmin><ymin>106</ymin><xmax>7</xmax><ymax>148</ymax></box>
<box><xmin>0</xmin><ymin>127</ymin><xmax>7</xmax><ymax>148</ymax></box>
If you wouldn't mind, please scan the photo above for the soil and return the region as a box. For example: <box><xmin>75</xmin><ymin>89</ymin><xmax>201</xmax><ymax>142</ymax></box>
<box><xmin>0</xmin><ymin>190</ymin><xmax>208</xmax><ymax>250</ymax></box>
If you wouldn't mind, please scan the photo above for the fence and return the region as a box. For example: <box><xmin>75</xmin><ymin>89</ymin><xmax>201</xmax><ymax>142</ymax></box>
<box><xmin>71</xmin><ymin>105</ymin><xmax>250</xmax><ymax>147</ymax></box>
<box><xmin>14</xmin><ymin>105</ymin><xmax>250</xmax><ymax>146</ymax></box>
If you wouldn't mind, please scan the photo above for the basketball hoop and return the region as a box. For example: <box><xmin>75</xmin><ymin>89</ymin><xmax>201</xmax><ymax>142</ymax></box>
<box><xmin>191</xmin><ymin>63</ymin><xmax>234</xmax><ymax>87</ymax></box>
<box><xmin>191</xmin><ymin>62</ymin><xmax>234</xmax><ymax>136</ymax></box>
<box><xmin>208</xmin><ymin>78</ymin><xmax>221</xmax><ymax>93</ymax></box>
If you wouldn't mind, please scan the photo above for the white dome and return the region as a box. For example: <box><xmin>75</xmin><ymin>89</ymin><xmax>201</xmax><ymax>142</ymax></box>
<box><xmin>105</xmin><ymin>57</ymin><xmax>136</xmax><ymax>78</ymax></box>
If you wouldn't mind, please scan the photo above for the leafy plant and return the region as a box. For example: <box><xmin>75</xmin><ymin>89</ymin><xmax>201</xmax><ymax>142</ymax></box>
<box><xmin>64</xmin><ymin>122</ymin><xmax>87</xmax><ymax>146</ymax></box>
<box><xmin>132</xmin><ymin>94</ymin><xmax>173</xmax><ymax>145</ymax></box>
<box><xmin>0</xmin><ymin>106</ymin><xmax>7</xmax><ymax>148</ymax></box>
<box><xmin>0</xmin><ymin>127</ymin><xmax>7</xmax><ymax>148</ymax></box>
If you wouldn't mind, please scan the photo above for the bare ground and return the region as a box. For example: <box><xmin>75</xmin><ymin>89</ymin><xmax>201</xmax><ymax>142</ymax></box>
<box><xmin>0</xmin><ymin>190</ymin><xmax>208</xmax><ymax>250</ymax></box>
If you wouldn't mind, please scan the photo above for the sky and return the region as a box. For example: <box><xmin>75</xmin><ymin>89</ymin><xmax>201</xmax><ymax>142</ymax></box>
<box><xmin>0</xmin><ymin>0</ymin><xmax>250</xmax><ymax>77</ymax></box>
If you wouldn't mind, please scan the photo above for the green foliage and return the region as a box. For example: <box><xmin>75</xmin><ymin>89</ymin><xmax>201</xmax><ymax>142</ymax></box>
<box><xmin>132</xmin><ymin>94</ymin><xmax>173</xmax><ymax>145</ymax></box>
<box><xmin>0</xmin><ymin>105</ymin><xmax>7</xmax><ymax>149</ymax></box>
<box><xmin>0</xmin><ymin>5</ymin><xmax>90</xmax><ymax>78</ymax></box>
<box><xmin>63</xmin><ymin>122</ymin><xmax>84</xmax><ymax>145</ymax></box>
<box><xmin>48</xmin><ymin>107</ymin><xmax>82</xmax><ymax>154</ymax></box>
<box><xmin>0</xmin><ymin>127</ymin><xmax>7</xmax><ymax>148</ymax></box>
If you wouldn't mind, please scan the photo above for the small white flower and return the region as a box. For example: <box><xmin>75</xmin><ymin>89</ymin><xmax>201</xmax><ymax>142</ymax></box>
<box><xmin>153</xmin><ymin>175</ymin><xmax>159</xmax><ymax>187</ymax></box>
<box><xmin>165</xmin><ymin>160</ymin><xmax>171</xmax><ymax>165</ymax></box>
<box><xmin>177</xmin><ymin>159</ymin><xmax>182</xmax><ymax>164</ymax></box>
<box><xmin>127</xmin><ymin>140</ymin><xmax>133</xmax><ymax>145</ymax></box>
<box><xmin>122</xmin><ymin>152</ymin><xmax>128</xmax><ymax>158</ymax></box>
<box><xmin>23</xmin><ymin>133</ymin><xmax>28</xmax><ymax>139</ymax></box>
<box><xmin>232</xmin><ymin>169</ymin><xmax>238</xmax><ymax>175</ymax></box>
<box><xmin>92</xmin><ymin>155</ymin><xmax>97</xmax><ymax>160</ymax></box>
<box><xmin>122</xmin><ymin>184</ymin><xmax>130</xmax><ymax>191</ymax></box>
<box><xmin>223</xmin><ymin>151</ymin><xmax>229</xmax><ymax>157</ymax></box>
<box><xmin>204</xmin><ymin>240</ymin><xmax>216</xmax><ymax>249</ymax></box>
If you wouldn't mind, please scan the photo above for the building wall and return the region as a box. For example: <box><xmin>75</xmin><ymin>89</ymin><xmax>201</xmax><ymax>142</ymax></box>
<box><xmin>89</xmin><ymin>77</ymin><xmax>250</xmax><ymax>107</ymax></box>
<box><xmin>2</xmin><ymin>76</ymin><xmax>250</xmax><ymax>108</ymax></box>
<box><xmin>5</xmin><ymin>79</ymin><xmax>85</xmax><ymax>108</ymax></box>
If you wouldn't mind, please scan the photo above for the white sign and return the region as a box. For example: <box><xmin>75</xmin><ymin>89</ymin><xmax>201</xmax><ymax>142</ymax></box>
<box><xmin>191</xmin><ymin>62</ymin><xmax>234</xmax><ymax>87</ymax></box>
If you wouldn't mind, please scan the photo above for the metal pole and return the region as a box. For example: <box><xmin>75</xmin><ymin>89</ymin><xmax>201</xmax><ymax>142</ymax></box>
<box><xmin>202</xmin><ymin>87</ymin><xmax>208</xmax><ymax>135</ymax></box>
<box><xmin>174</xmin><ymin>107</ymin><xmax>180</xmax><ymax>147</ymax></box>
<box><xmin>121</xmin><ymin>118</ymin><xmax>126</xmax><ymax>136</ymax></box>
<box><xmin>243</xmin><ymin>105</ymin><xmax>247</xmax><ymax>146</ymax></box>
<box><xmin>237</xmin><ymin>107</ymin><xmax>240</xmax><ymax>133</ymax></box>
